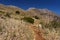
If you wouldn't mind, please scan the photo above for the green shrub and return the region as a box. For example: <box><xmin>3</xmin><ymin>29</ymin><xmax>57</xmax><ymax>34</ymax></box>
<box><xmin>50</xmin><ymin>20</ymin><xmax>57</xmax><ymax>28</ymax></box>
<box><xmin>0</xmin><ymin>27</ymin><xmax>2</xmax><ymax>32</ymax></box>
<box><xmin>50</xmin><ymin>20</ymin><xmax>60</xmax><ymax>28</ymax></box>
<box><xmin>34</xmin><ymin>16</ymin><xmax>39</xmax><ymax>19</ymax></box>
<box><xmin>22</xmin><ymin>17</ymin><xmax>34</xmax><ymax>24</ymax></box>
<box><xmin>16</xmin><ymin>11</ymin><xmax>20</xmax><ymax>14</ymax></box>
<box><xmin>0</xmin><ymin>11</ymin><xmax>5</xmax><ymax>14</ymax></box>
<box><xmin>45</xmin><ymin>20</ymin><xmax>60</xmax><ymax>28</ymax></box>
<box><xmin>4</xmin><ymin>13</ymin><xmax>11</xmax><ymax>18</ymax></box>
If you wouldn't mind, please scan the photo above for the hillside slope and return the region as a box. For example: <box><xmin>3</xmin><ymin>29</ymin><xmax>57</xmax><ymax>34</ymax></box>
<box><xmin>0</xmin><ymin>4</ymin><xmax>60</xmax><ymax>40</ymax></box>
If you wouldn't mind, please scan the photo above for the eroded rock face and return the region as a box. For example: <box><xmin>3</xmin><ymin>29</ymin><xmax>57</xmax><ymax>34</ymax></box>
<box><xmin>0</xmin><ymin>18</ymin><xmax>45</xmax><ymax>40</ymax></box>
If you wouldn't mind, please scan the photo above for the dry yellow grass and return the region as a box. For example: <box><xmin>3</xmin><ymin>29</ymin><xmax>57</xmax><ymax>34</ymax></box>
<box><xmin>0</xmin><ymin>18</ymin><xmax>34</xmax><ymax>40</ymax></box>
<box><xmin>41</xmin><ymin>28</ymin><xmax>60</xmax><ymax>40</ymax></box>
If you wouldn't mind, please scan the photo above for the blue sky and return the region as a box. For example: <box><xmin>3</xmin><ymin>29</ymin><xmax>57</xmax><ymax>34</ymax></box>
<box><xmin>0</xmin><ymin>0</ymin><xmax>60</xmax><ymax>15</ymax></box>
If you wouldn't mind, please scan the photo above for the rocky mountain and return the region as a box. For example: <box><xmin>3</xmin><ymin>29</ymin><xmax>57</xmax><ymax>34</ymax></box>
<box><xmin>0</xmin><ymin>4</ymin><xmax>60</xmax><ymax>40</ymax></box>
<box><xmin>0</xmin><ymin>4</ymin><xmax>60</xmax><ymax>21</ymax></box>
<box><xmin>27</xmin><ymin>8</ymin><xmax>60</xmax><ymax>23</ymax></box>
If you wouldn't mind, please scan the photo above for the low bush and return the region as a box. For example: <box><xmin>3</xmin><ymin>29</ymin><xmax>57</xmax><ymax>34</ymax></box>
<box><xmin>34</xmin><ymin>16</ymin><xmax>39</xmax><ymax>19</ymax></box>
<box><xmin>22</xmin><ymin>17</ymin><xmax>34</xmax><ymax>24</ymax></box>
<box><xmin>0</xmin><ymin>11</ymin><xmax>5</xmax><ymax>14</ymax></box>
<box><xmin>15</xmin><ymin>11</ymin><xmax>20</xmax><ymax>14</ymax></box>
<box><xmin>45</xmin><ymin>20</ymin><xmax>60</xmax><ymax>28</ymax></box>
<box><xmin>50</xmin><ymin>20</ymin><xmax>60</xmax><ymax>28</ymax></box>
<box><xmin>4</xmin><ymin>13</ymin><xmax>11</xmax><ymax>18</ymax></box>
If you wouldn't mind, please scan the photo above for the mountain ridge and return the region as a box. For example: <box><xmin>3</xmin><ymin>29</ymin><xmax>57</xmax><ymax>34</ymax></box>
<box><xmin>0</xmin><ymin>4</ymin><xmax>60</xmax><ymax>23</ymax></box>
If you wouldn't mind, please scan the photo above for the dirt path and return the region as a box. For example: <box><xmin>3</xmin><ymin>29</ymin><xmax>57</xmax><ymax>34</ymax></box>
<box><xmin>31</xmin><ymin>26</ymin><xmax>45</xmax><ymax>40</ymax></box>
